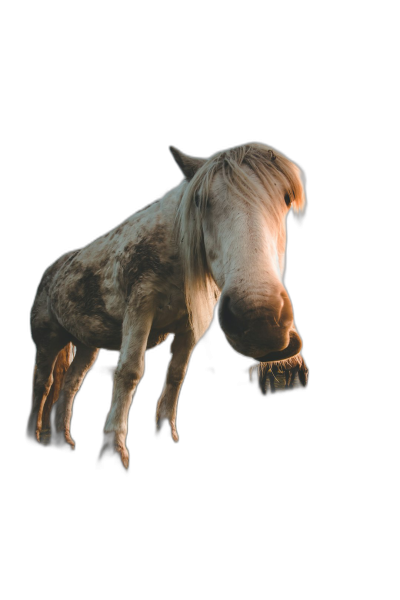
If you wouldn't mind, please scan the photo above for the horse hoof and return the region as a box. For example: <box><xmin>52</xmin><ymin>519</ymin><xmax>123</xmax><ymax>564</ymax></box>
<box><xmin>26</xmin><ymin>421</ymin><xmax>40</xmax><ymax>444</ymax></box>
<box><xmin>156</xmin><ymin>419</ymin><xmax>179</xmax><ymax>442</ymax></box>
<box><xmin>99</xmin><ymin>433</ymin><xmax>129</xmax><ymax>471</ymax></box>
<box><xmin>99</xmin><ymin>446</ymin><xmax>129</xmax><ymax>472</ymax></box>
<box><xmin>50</xmin><ymin>431</ymin><xmax>75</xmax><ymax>452</ymax></box>
<box><xmin>168</xmin><ymin>419</ymin><xmax>179</xmax><ymax>442</ymax></box>
<box><xmin>26</xmin><ymin>428</ymin><xmax>42</xmax><ymax>446</ymax></box>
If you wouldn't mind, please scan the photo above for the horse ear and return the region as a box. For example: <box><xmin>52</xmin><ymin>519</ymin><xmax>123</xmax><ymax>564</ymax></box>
<box><xmin>169</xmin><ymin>146</ymin><xmax>206</xmax><ymax>180</ymax></box>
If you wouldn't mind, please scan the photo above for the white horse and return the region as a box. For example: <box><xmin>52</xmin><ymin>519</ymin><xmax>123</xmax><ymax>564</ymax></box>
<box><xmin>28</xmin><ymin>143</ymin><xmax>307</xmax><ymax>468</ymax></box>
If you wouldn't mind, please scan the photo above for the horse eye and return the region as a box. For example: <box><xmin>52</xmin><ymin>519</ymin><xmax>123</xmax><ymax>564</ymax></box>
<box><xmin>284</xmin><ymin>193</ymin><xmax>292</xmax><ymax>207</ymax></box>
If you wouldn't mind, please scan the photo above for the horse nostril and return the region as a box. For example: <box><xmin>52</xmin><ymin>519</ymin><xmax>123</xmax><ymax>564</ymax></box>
<box><xmin>219</xmin><ymin>295</ymin><xmax>246</xmax><ymax>336</ymax></box>
<box><xmin>279</xmin><ymin>291</ymin><xmax>293</xmax><ymax>327</ymax></box>
<box><xmin>219</xmin><ymin>291</ymin><xmax>294</xmax><ymax>339</ymax></box>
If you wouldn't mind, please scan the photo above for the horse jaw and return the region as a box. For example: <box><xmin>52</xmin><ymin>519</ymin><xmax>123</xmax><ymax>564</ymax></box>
<box><xmin>223</xmin><ymin>328</ymin><xmax>302</xmax><ymax>362</ymax></box>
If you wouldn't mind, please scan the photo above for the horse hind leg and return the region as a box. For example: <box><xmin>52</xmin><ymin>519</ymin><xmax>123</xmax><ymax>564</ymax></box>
<box><xmin>55</xmin><ymin>343</ymin><xmax>99</xmax><ymax>447</ymax></box>
<box><xmin>27</xmin><ymin>340</ymin><xmax>67</xmax><ymax>441</ymax></box>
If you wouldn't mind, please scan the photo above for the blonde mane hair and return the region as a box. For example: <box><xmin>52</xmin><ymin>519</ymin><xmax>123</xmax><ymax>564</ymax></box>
<box><xmin>176</xmin><ymin>143</ymin><xmax>305</xmax><ymax>340</ymax></box>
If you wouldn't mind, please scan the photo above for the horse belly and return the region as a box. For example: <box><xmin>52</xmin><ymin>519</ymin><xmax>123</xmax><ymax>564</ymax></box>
<box><xmin>52</xmin><ymin>301</ymin><xmax>123</xmax><ymax>350</ymax></box>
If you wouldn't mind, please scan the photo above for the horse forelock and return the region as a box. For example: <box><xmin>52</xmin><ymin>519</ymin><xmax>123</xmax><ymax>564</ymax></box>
<box><xmin>175</xmin><ymin>143</ymin><xmax>305</xmax><ymax>340</ymax></box>
<box><xmin>181</xmin><ymin>142</ymin><xmax>305</xmax><ymax>223</ymax></box>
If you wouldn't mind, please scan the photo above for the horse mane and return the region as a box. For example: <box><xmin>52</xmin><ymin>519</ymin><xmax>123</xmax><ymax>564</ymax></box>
<box><xmin>176</xmin><ymin>142</ymin><xmax>305</xmax><ymax>340</ymax></box>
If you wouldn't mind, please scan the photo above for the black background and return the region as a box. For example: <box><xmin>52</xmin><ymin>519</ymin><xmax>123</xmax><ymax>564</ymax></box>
<box><xmin>5</xmin><ymin>39</ymin><xmax>349</xmax><ymax>532</ymax></box>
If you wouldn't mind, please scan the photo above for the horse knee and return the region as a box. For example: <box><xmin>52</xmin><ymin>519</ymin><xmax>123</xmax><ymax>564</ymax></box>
<box><xmin>115</xmin><ymin>363</ymin><xmax>144</xmax><ymax>389</ymax></box>
<box><xmin>167</xmin><ymin>367</ymin><xmax>184</xmax><ymax>387</ymax></box>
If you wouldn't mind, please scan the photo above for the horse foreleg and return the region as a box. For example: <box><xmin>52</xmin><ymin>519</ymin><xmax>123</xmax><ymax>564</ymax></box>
<box><xmin>55</xmin><ymin>344</ymin><xmax>99</xmax><ymax>447</ymax></box>
<box><xmin>155</xmin><ymin>330</ymin><xmax>195</xmax><ymax>442</ymax></box>
<box><xmin>103</xmin><ymin>310</ymin><xmax>153</xmax><ymax>469</ymax></box>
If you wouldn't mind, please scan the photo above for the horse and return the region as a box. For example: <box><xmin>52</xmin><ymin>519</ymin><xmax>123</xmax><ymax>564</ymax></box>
<box><xmin>28</xmin><ymin>142</ymin><xmax>308</xmax><ymax>468</ymax></box>
<box><xmin>249</xmin><ymin>354</ymin><xmax>309</xmax><ymax>395</ymax></box>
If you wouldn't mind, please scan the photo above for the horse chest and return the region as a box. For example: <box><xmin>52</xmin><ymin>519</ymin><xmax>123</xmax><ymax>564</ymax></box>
<box><xmin>151</xmin><ymin>293</ymin><xmax>188</xmax><ymax>331</ymax></box>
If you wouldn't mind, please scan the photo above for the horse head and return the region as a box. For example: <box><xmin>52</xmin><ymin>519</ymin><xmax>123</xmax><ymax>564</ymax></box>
<box><xmin>172</xmin><ymin>143</ymin><xmax>305</xmax><ymax>362</ymax></box>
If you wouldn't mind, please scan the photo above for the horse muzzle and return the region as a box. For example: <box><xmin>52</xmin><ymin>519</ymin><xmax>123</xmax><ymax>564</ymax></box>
<box><xmin>218</xmin><ymin>291</ymin><xmax>302</xmax><ymax>361</ymax></box>
<box><xmin>255</xmin><ymin>329</ymin><xmax>302</xmax><ymax>362</ymax></box>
